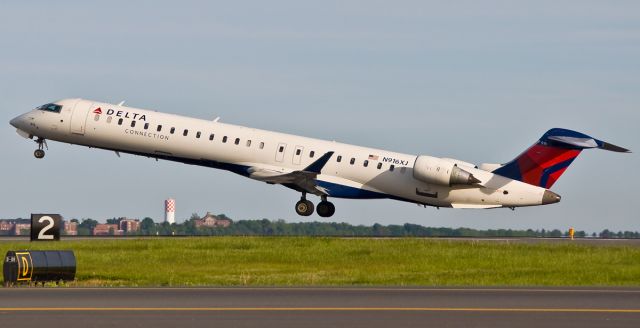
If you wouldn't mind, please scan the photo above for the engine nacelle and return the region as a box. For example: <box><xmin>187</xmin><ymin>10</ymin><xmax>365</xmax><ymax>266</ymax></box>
<box><xmin>413</xmin><ymin>155</ymin><xmax>481</xmax><ymax>186</ymax></box>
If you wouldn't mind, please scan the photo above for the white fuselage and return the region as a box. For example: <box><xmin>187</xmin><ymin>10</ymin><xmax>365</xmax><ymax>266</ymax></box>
<box><xmin>10</xmin><ymin>98</ymin><xmax>550</xmax><ymax>210</ymax></box>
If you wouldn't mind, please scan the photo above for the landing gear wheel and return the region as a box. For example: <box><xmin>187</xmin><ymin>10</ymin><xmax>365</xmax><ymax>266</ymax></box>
<box><xmin>295</xmin><ymin>199</ymin><xmax>315</xmax><ymax>216</ymax></box>
<box><xmin>34</xmin><ymin>137</ymin><xmax>48</xmax><ymax>159</ymax></box>
<box><xmin>34</xmin><ymin>149</ymin><xmax>45</xmax><ymax>159</ymax></box>
<box><xmin>316</xmin><ymin>201</ymin><xmax>335</xmax><ymax>217</ymax></box>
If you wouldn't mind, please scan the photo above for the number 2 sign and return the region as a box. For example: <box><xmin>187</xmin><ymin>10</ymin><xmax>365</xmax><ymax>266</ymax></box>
<box><xmin>30</xmin><ymin>214</ymin><xmax>62</xmax><ymax>241</ymax></box>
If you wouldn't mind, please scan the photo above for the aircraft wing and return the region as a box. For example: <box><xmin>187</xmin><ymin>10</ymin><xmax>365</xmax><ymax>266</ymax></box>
<box><xmin>247</xmin><ymin>151</ymin><xmax>334</xmax><ymax>196</ymax></box>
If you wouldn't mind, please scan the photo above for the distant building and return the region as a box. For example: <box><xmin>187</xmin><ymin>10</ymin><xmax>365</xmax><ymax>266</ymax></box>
<box><xmin>13</xmin><ymin>220</ymin><xmax>31</xmax><ymax>235</ymax></box>
<box><xmin>92</xmin><ymin>224</ymin><xmax>122</xmax><ymax>236</ymax></box>
<box><xmin>193</xmin><ymin>212</ymin><xmax>232</xmax><ymax>228</ymax></box>
<box><xmin>1</xmin><ymin>218</ymin><xmax>79</xmax><ymax>236</ymax></box>
<box><xmin>119</xmin><ymin>218</ymin><xmax>140</xmax><ymax>233</ymax></box>
<box><xmin>64</xmin><ymin>221</ymin><xmax>78</xmax><ymax>236</ymax></box>
<box><xmin>0</xmin><ymin>219</ymin><xmax>31</xmax><ymax>236</ymax></box>
<box><xmin>0</xmin><ymin>220</ymin><xmax>14</xmax><ymax>235</ymax></box>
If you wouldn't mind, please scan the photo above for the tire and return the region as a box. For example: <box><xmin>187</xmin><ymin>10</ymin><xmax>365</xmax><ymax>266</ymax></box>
<box><xmin>317</xmin><ymin>201</ymin><xmax>336</xmax><ymax>217</ymax></box>
<box><xmin>34</xmin><ymin>149</ymin><xmax>45</xmax><ymax>159</ymax></box>
<box><xmin>295</xmin><ymin>200</ymin><xmax>314</xmax><ymax>216</ymax></box>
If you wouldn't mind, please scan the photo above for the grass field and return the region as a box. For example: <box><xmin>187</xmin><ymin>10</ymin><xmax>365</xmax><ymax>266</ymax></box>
<box><xmin>1</xmin><ymin>237</ymin><xmax>639</xmax><ymax>287</ymax></box>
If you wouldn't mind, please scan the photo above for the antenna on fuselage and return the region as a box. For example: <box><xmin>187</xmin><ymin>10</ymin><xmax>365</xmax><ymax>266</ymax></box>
<box><xmin>117</xmin><ymin>100</ymin><xmax>126</xmax><ymax>106</ymax></box>
<box><xmin>213</xmin><ymin>117</ymin><xmax>220</xmax><ymax>122</ymax></box>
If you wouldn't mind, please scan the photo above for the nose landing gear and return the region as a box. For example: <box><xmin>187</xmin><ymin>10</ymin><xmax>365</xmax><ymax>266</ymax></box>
<box><xmin>34</xmin><ymin>137</ymin><xmax>47</xmax><ymax>159</ymax></box>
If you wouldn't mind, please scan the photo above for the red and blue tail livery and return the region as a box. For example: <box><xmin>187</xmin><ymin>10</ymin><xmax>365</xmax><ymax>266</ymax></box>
<box><xmin>492</xmin><ymin>128</ymin><xmax>630</xmax><ymax>189</ymax></box>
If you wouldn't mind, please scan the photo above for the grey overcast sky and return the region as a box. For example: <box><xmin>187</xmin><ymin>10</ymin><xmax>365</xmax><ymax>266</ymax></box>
<box><xmin>1</xmin><ymin>1</ymin><xmax>638</xmax><ymax>232</ymax></box>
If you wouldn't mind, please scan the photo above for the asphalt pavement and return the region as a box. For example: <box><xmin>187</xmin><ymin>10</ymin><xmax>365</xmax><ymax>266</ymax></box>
<box><xmin>0</xmin><ymin>287</ymin><xmax>638</xmax><ymax>328</ymax></box>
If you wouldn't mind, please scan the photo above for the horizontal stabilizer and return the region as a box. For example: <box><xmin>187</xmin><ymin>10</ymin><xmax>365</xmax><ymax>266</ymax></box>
<box><xmin>544</xmin><ymin>129</ymin><xmax>630</xmax><ymax>153</ymax></box>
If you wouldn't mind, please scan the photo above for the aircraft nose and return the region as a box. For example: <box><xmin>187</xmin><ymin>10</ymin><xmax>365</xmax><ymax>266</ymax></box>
<box><xmin>10</xmin><ymin>115</ymin><xmax>21</xmax><ymax>128</ymax></box>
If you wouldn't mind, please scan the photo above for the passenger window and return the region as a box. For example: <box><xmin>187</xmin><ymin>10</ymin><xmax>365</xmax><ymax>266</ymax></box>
<box><xmin>209</xmin><ymin>134</ymin><xmax>214</xmax><ymax>141</ymax></box>
<box><xmin>364</xmin><ymin>160</ymin><xmax>369</xmax><ymax>167</ymax></box>
<box><xmin>94</xmin><ymin>114</ymin><xmax>100</xmax><ymax>121</ymax></box>
<box><xmin>296</xmin><ymin>149</ymin><xmax>301</xmax><ymax>156</ymax></box>
<box><xmin>196</xmin><ymin>132</ymin><xmax>201</xmax><ymax>138</ymax></box>
<box><xmin>118</xmin><ymin>118</ymin><xmax>123</xmax><ymax>125</ymax></box>
<box><xmin>107</xmin><ymin>116</ymin><xmax>112</xmax><ymax>124</ymax></box>
<box><xmin>144</xmin><ymin>123</ymin><xmax>149</xmax><ymax>130</ymax></box>
<box><xmin>259</xmin><ymin>142</ymin><xmax>265</xmax><ymax>149</ymax></box>
<box><xmin>350</xmin><ymin>158</ymin><xmax>355</xmax><ymax>165</ymax></box>
<box><xmin>222</xmin><ymin>136</ymin><xmax>227</xmax><ymax>143</ymax></box>
<box><xmin>183</xmin><ymin>129</ymin><xmax>188</xmax><ymax>136</ymax></box>
<box><xmin>377</xmin><ymin>163</ymin><xmax>382</xmax><ymax>169</ymax></box>
<box><xmin>170</xmin><ymin>127</ymin><xmax>175</xmax><ymax>134</ymax></box>
<box><xmin>310</xmin><ymin>151</ymin><xmax>315</xmax><ymax>158</ymax></box>
<box><xmin>246</xmin><ymin>140</ymin><xmax>251</xmax><ymax>147</ymax></box>
<box><xmin>279</xmin><ymin>146</ymin><xmax>284</xmax><ymax>153</ymax></box>
<box><xmin>234</xmin><ymin>138</ymin><xmax>240</xmax><ymax>145</ymax></box>
<box><xmin>131</xmin><ymin>121</ymin><xmax>136</xmax><ymax>128</ymax></box>
<box><xmin>337</xmin><ymin>155</ymin><xmax>342</xmax><ymax>162</ymax></box>
<box><xmin>157</xmin><ymin>125</ymin><xmax>162</xmax><ymax>132</ymax></box>
<box><xmin>390</xmin><ymin>165</ymin><xmax>395</xmax><ymax>172</ymax></box>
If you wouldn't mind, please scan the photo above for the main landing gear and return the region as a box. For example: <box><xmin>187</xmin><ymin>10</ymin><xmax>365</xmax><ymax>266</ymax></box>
<box><xmin>294</xmin><ymin>193</ymin><xmax>335</xmax><ymax>217</ymax></box>
<box><xmin>34</xmin><ymin>137</ymin><xmax>47</xmax><ymax>159</ymax></box>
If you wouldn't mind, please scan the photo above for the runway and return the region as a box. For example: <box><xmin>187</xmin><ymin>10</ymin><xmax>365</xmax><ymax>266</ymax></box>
<box><xmin>0</xmin><ymin>288</ymin><xmax>638</xmax><ymax>327</ymax></box>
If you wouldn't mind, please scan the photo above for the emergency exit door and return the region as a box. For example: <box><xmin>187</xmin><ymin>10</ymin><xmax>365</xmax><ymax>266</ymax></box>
<box><xmin>275</xmin><ymin>143</ymin><xmax>287</xmax><ymax>162</ymax></box>
<box><xmin>292</xmin><ymin>146</ymin><xmax>304</xmax><ymax>165</ymax></box>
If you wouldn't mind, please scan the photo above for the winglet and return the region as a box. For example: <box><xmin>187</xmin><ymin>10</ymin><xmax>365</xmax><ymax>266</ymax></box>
<box><xmin>303</xmin><ymin>151</ymin><xmax>334</xmax><ymax>174</ymax></box>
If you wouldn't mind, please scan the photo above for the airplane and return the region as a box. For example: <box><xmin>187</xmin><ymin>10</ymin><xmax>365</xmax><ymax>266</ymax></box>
<box><xmin>10</xmin><ymin>99</ymin><xmax>630</xmax><ymax>217</ymax></box>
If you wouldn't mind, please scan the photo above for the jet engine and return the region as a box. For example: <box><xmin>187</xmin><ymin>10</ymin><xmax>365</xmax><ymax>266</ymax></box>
<box><xmin>413</xmin><ymin>155</ymin><xmax>481</xmax><ymax>186</ymax></box>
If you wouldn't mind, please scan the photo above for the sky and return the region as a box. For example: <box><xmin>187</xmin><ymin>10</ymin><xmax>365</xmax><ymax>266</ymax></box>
<box><xmin>1</xmin><ymin>1</ymin><xmax>638</xmax><ymax>232</ymax></box>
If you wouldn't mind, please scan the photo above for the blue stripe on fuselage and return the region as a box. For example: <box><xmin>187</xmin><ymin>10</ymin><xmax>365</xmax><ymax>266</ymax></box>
<box><xmin>315</xmin><ymin>180</ymin><xmax>388</xmax><ymax>199</ymax></box>
<box><xmin>90</xmin><ymin>145</ymin><xmax>420</xmax><ymax>203</ymax></box>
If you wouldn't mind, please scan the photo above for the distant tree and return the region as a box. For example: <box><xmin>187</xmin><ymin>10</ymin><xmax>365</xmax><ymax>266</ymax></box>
<box><xmin>140</xmin><ymin>217</ymin><xmax>155</xmax><ymax>235</ymax></box>
<box><xmin>77</xmin><ymin>227</ymin><xmax>91</xmax><ymax>236</ymax></box>
<box><xmin>106</xmin><ymin>217</ymin><xmax>119</xmax><ymax>224</ymax></box>
<box><xmin>70</xmin><ymin>218</ymin><xmax>79</xmax><ymax>223</ymax></box>
<box><xmin>190</xmin><ymin>213</ymin><xmax>201</xmax><ymax>221</ymax></box>
<box><xmin>79</xmin><ymin>218</ymin><xmax>98</xmax><ymax>230</ymax></box>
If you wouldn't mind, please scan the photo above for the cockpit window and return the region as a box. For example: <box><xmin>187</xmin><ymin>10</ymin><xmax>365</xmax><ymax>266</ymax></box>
<box><xmin>36</xmin><ymin>103</ymin><xmax>62</xmax><ymax>113</ymax></box>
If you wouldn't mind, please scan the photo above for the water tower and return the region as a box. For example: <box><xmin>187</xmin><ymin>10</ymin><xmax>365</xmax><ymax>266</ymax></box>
<box><xmin>164</xmin><ymin>198</ymin><xmax>176</xmax><ymax>224</ymax></box>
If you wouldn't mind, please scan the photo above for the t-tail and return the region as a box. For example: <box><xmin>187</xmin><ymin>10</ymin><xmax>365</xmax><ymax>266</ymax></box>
<box><xmin>492</xmin><ymin>128</ymin><xmax>630</xmax><ymax>189</ymax></box>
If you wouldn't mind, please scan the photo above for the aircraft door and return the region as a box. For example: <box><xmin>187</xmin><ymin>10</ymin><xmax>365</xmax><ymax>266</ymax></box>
<box><xmin>292</xmin><ymin>146</ymin><xmax>304</xmax><ymax>165</ymax></box>
<box><xmin>69</xmin><ymin>101</ymin><xmax>94</xmax><ymax>135</ymax></box>
<box><xmin>275</xmin><ymin>143</ymin><xmax>287</xmax><ymax>162</ymax></box>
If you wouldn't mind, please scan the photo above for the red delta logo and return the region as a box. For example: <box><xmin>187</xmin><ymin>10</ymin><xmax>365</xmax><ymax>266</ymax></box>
<box><xmin>93</xmin><ymin>107</ymin><xmax>102</xmax><ymax>114</ymax></box>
